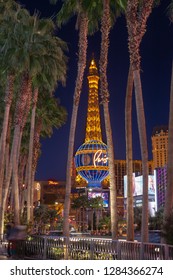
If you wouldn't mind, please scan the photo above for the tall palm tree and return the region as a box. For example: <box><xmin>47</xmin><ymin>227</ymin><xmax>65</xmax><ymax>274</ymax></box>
<box><xmin>0</xmin><ymin>0</ymin><xmax>22</xmax><ymax>230</ymax></box>
<box><xmin>0</xmin><ymin>5</ymin><xmax>68</xmax><ymax>229</ymax></box>
<box><xmin>0</xmin><ymin>2</ymin><xmax>31</xmax><ymax>229</ymax></box>
<box><xmin>164</xmin><ymin>63</ymin><xmax>173</xmax><ymax>219</ymax></box>
<box><xmin>53</xmin><ymin>0</ymin><xmax>123</xmax><ymax>240</ymax></box>
<box><xmin>62</xmin><ymin>9</ymin><xmax>88</xmax><ymax>238</ymax></box>
<box><xmin>8</xmin><ymin>13</ymin><xmax>67</xmax><ymax>225</ymax></box>
<box><xmin>126</xmin><ymin>0</ymin><xmax>154</xmax><ymax>242</ymax></box>
<box><xmin>163</xmin><ymin>0</ymin><xmax>173</xmax><ymax>226</ymax></box>
<box><xmin>25</xmin><ymin>14</ymin><xmax>68</xmax><ymax>224</ymax></box>
<box><xmin>124</xmin><ymin>0</ymin><xmax>159</xmax><ymax>242</ymax></box>
<box><xmin>53</xmin><ymin>0</ymin><xmax>101</xmax><ymax>238</ymax></box>
<box><xmin>27</xmin><ymin>89</ymin><xmax>67</xmax><ymax>225</ymax></box>
<box><xmin>99</xmin><ymin>0</ymin><xmax>124</xmax><ymax>239</ymax></box>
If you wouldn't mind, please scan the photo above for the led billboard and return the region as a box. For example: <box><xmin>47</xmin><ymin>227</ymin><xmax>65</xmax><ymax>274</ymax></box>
<box><xmin>88</xmin><ymin>191</ymin><xmax>109</xmax><ymax>207</ymax></box>
<box><xmin>124</xmin><ymin>174</ymin><xmax>156</xmax><ymax>198</ymax></box>
<box><xmin>124</xmin><ymin>174</ymin><xmax>157</xmax><ymax>216</ymax></box>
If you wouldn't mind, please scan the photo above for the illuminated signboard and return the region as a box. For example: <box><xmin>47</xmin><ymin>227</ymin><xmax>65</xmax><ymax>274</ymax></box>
<box><xmin>88</xmin><ymin>191</ymin><xmax>109</xmax><ymax>207</ymax></box>
<box><xmin>124</xmin><ymin>174</ymin><xmax>156</xmax><ymax>198</ymax></box>
<box><xmin>93</xmin><ymin>150</ymin><xmax>108</xmax><ymax>167</ymax></box>
<box><xmin>75</xmin><ymin>140</ymin><xmax>109</xmax><ymax>188</ymax></box>
<box><xmin>48</xmin><ymin>180</ymin><xmax>58</xmax><ymax>185</ymax></box>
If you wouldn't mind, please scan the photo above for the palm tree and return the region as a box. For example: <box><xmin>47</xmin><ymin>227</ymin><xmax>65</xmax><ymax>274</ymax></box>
<box><xmin>164</xmin><ymin>63</ymin><xmax>173</xmax><ymax>218</ymax></box>
<box><xmin>0</xmin><ymin>74</ymin><xmax>14</xmax><ymax>210</ymax></box>
<box><xmin>8</xmin><ymin>12</ymin><xmax>67</xmax><ymax>225</ymax></box>
<box><xmin>16</xmin><ymin>92</ymin><xmax>67</xmax><ymax>224</ymax></box>
<box><xmin>25</xmin><ymin>14</ymin><xmax>68</xmax><ymax>224</ymax></box>
<box><xmin>1</xmin><ymin>6</ymin><xmax>38</xmax><ymax>226</ymax></box>
<box><xmin>27</xmin><ymin>89</ymin><xmax>67</xmax><ymax>222</ymax></box>
<box><xmin>124</xmin><ymin>0</ymin><xmax>160</xmax><ymax>242</ymax></box>
<box><xmin>53</xmin><ymin>0</ymin><xmax>124</xmax><ymax>240</ymax></box>
<box><xmin>126</xmin><ymin>0</ymin><xmax>154</xmax><ymax>243</ymax></box>
<box><xmin>99</xmin><ymin>0</ymin><xmax>124</xmax><ymax>240</ymax></box>
<box><xmin>0</xmin><ymin>2</ymin><xmax>31</xmax><ymax>230</ymax></box>
<box><xmin>0</xmin><ymin>5</ymin><xmax>68</xmax><ymax>231</ymax></box>
<box><xmin>163</xmin><ymin>1</ymin><xmax>173</xmax><ymax>229</ymax></box>
<box><xmin>53</xmin><ymin>0</ymin><xmax>101</xmax><ymax>238</ymax></box>
<box><xmin>89</xmin><ymin>196</ymin><xmax>104</xmax><ymax>233</ymax></box>
<box><xmin>72</xmin><ymin>195</ymin><xmax>89</xmax><ymax>231</ymax></box>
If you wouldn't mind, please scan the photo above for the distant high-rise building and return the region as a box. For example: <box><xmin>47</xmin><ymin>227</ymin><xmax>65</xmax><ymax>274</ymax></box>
<box><xmin>151</xmin><ymin>126</ymin><xmax>168</xmax><ymax>169</ymax></box>
<box><xmin>114</xmin><ymin>159</ymin><xmax>154</xmax><ymax>196</ymax></box>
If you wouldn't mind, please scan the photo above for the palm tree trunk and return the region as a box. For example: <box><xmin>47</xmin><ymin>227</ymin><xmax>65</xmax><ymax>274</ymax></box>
<box><xmin>91</xmin><ymin>209</ymin><xmax>94</xmax><ymax>232</ymax></box>
<box><xmin>0</xmin><ymin>74</ymin><xmax>14</xmax><ymax>217</ymax></box>
<box><xmin>103</xmin><ymin>104</ymin><xmax>118</xmax><ymax>239</ymax></box>
<box><xmin>27</xmin><ymin>88</ymin><xmax>38</xmax><ymax>223</ymax></box>
<box><xmin>96</xmin><ymin>209</ymin><xmax>99</xmax><ymax>233</ymax></box>
<box><xmin>133</xmin><ymin>70</ymin><xmax>148</xmax><ymax>243</ymax></box>
<box><xmin>19</xmin><ymin>154</ymin><xmax>27</xmax><ymax>215</ymax></box>
<box><xmin>11</xmin><ymin>72</ymin><xmax>30</xmax><ymax>225</ymax></box>
<box><xmin>0</xmin><ymin>132</ymin><xmax>16</xmax><ymax>234</ymax></box>
<box><xmin>12</xmin><ymin>125</ymin><xmax>21</xmax><ymax>225</ymax></box>
<box><xmin>125</xmin><ymin>66</ymin><xmax>134</xmax><ymax>241</ymax></box>
<box><xmin>63</xmin><ymin>13</ymin><xmax>88</xmax><ymax>238</ymax></box>
<box><xmin>164</xmin><ymin>61</ymin><xmax>173</xmax><ymax>219</ymax></box>
<box><xmin>63</xmin><ymin>105</ymin><xmax>78</xmax><ymax>236</ymax></box>
<box><xmin>30</xmin><ymin>168</ymin><xmax>36</xmax><ymax>214</ymax></box>
<box><xmin>99</xmin><ymin>0</ymin><xmax>118</xmax><ymax>240</ymax></box>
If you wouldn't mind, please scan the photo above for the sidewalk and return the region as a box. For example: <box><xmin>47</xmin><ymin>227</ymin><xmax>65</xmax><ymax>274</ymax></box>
<box><xmin>0</xmin><ymin>243</ymin><xmax>32</xmax><ymax>260</ymax></box>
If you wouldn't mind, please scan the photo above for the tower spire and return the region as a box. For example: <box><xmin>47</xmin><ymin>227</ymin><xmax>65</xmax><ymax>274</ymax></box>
<box><xmin>85</xmin><ymin>58</ymin><xmax>102</xmax><ymax>142</ymax></box>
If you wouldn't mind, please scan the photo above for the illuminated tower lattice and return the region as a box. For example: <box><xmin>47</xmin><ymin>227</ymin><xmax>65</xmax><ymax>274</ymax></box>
<box><xmin>85</xmin><ymin>59</ymin><xmax>102</xmax><ymax>142</ymax></box>
<box><xmin>75</xmin><ymin>58</ymin><xmax>109</xmax><ymax>188</ymax></box>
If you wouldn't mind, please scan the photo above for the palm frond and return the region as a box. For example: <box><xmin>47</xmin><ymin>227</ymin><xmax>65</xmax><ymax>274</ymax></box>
<box><xmin>167</xmin><ymin>0</ymin><xmax>173</xmax><ymax>22</ymax></box>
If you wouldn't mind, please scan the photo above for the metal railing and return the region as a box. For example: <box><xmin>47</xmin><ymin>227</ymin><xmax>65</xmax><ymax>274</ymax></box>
<box><xmin>11</xmin><ymin>236</ymin><xmax>173</xmax><ymax>260</ymax></box>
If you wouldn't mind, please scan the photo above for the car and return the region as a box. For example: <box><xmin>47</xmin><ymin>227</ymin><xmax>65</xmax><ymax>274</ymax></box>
<box><xmin>70</xmin><ymin>231</ymin><xmax>91</xmax><ymax>238</ymax></box>
<box><xmin>47</xmin><ymin>230</ymin><xmax>64</xmax><ymax>238</ymax></box>
<box><xmin>134</xmin><ymin>230</ymin><xmax>161</xmax><ymax>243</ymax></box>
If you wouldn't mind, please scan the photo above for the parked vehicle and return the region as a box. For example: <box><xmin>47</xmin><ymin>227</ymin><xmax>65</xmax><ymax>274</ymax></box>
<box><xmin>47</xmin><ymin>230</ymin><xmax>64</xmax><ymax>237</ymax></box>
<box><xmin>70</xmin><ymin>231</ymin><xmax>91</xmax><ymax>238</ymax></box>
<box><xmin>134</xmin><ymin>230</ymin><xmax>161</xmax><ymax>243</ymax></box>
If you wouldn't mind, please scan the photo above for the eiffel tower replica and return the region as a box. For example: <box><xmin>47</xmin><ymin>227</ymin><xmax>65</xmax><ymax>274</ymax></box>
<box><xmin>75</xmin><ymin>57</ymin><xmax>109</xmax><ymax>189</ymax></box>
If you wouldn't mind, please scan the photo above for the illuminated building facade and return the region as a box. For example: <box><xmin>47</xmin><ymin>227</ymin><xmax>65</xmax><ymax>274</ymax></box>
<box><xmin>154</xmin><ymin>167</ymin><xmax>167</xmax><ymax>210</ymax></box>
<box><xmin>151</xmin><ymin>126</ymin><xmax>168</xmax><ymax>169</ymax></box>
<box><xmin>39</xmin><ymin>180</ymin><xmax>66</xmax><ymax>206</ymax></box>
<box><xmin>104</xmin><ymin>159</ymin><xmax>154</xmax><ymax>217</ymax></box>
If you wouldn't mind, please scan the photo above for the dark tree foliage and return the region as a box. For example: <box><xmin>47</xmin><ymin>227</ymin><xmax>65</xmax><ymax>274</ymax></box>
<box><xmin>161</xmin><ymin>210</ymin><xmax>173</xmax><ymax>245</ymax></box>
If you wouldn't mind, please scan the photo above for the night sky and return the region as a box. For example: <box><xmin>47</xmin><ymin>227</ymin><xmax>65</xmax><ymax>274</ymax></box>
<box><xmin>19</xmin><ymin>0</ymin><xmax>173</xmax><ymax>181</ymax></box>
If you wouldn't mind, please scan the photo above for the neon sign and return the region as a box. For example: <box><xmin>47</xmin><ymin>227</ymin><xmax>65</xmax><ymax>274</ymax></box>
<box><xmin>93</xmin><ymin>150</ymin><xmax>108</xmax><ymax>167</ymax></box>
<box><xmin>48</xmin><ymin>180</ymin><xmax>58</xmax><ymax>185</ymax></box>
